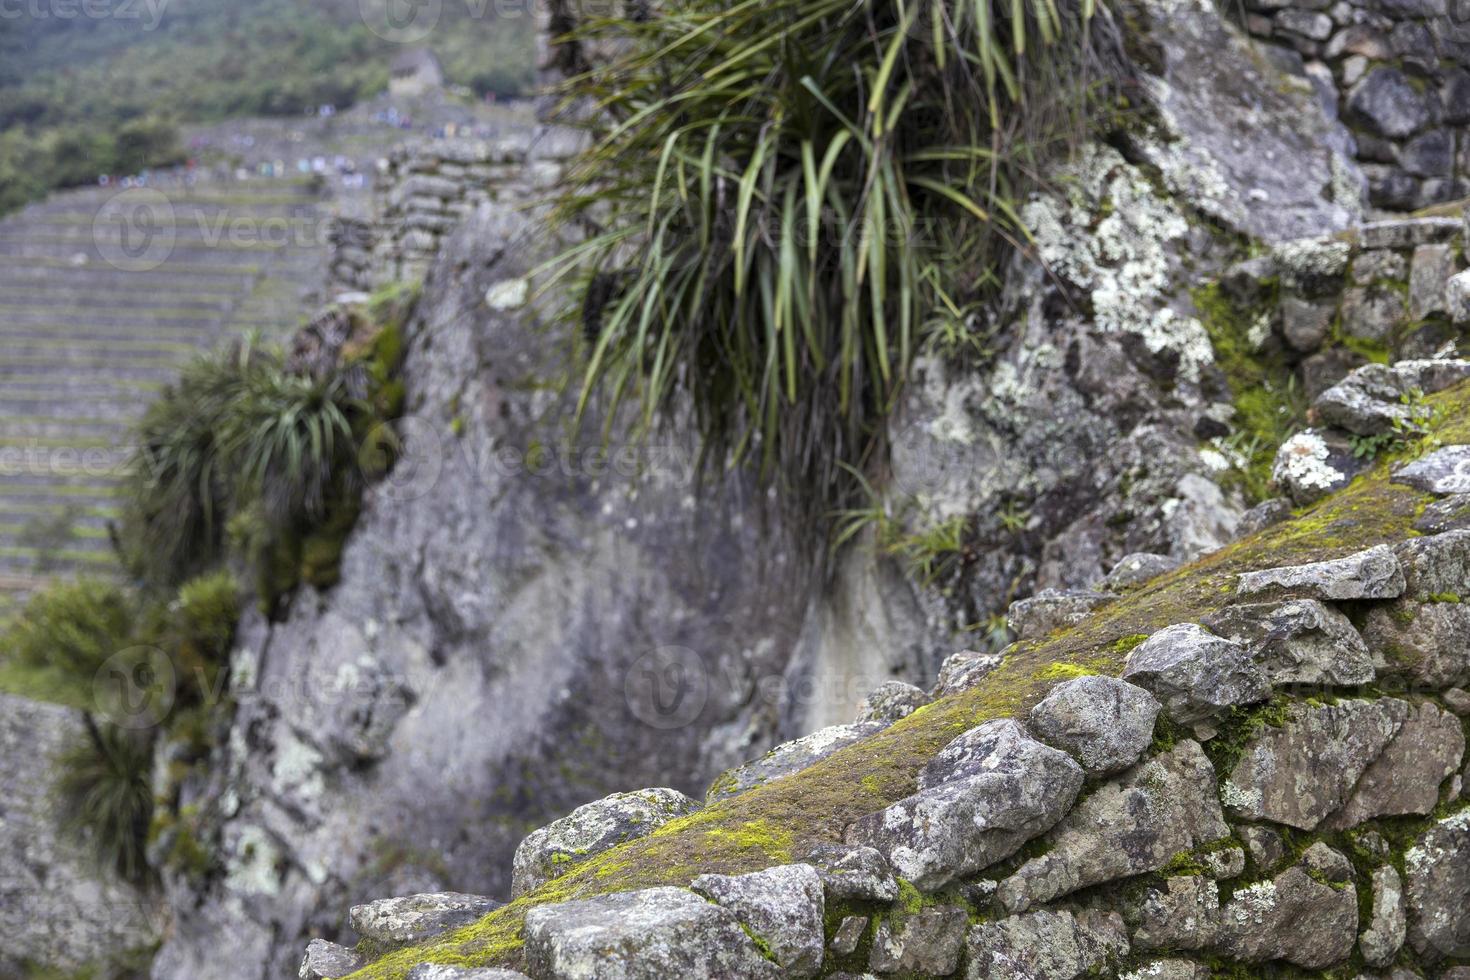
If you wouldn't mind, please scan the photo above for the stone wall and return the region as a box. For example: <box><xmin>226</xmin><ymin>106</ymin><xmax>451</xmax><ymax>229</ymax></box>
<box><xmin>1242</xmin><ymin>0</ymin><xmax>1470</xmax><ymax>210</ymax></box>
<box><xmin>328</xmin><ymin>129</ymin><xmax>578</xmax><ymax>294</ymax></box>
<box><xmin>300</xmin><ymin>363</ymin><xmax>1470</xmax><ymax>976</ymax></box>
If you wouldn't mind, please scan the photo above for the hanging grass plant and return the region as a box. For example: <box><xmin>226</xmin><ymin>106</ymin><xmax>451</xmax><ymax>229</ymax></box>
<box><xmin>56</xmin><ymin>719</ymin><xmax>155</xmax><ymax>884</ymax></box>
<box><xmin>545</xmin><ymin>0</ymin><xmax>1116</xmax><ymax>519</ymax></box>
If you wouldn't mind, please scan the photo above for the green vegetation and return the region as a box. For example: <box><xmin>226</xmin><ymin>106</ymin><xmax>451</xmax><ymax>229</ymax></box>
<box><xmin>1</xmin><ymin>578</ymin><xmax>133</xmax><ymax>706</ymax></box>
<box><xmin>56</xmin><ymin>720</ymin><xmax>154</xmax><ymax>884</ymax></box>
<box><xmin>548</xmin><ymin>0</ymin><xmax>1107</xmax><ymax>521</ymax></box>
<box><xmin>1193</xmin><ymin>281</ymin><xmax>1306</xmax><ymax>502</ymax></box>
<box><xmin>344</xmin><ymin>377</ymin><xmax>1470</xmax><ymax>979</ymax></box>
<box><xmin>0</xmin><ymin>0</ymin><xmax>536</xmax><ymax>213</ymax></box>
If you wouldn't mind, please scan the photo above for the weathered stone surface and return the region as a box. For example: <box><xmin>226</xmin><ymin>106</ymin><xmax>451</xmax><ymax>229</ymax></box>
<box><xmin>1325</xmin><ymin>701</ymin><xmax>1464</xmax><ymax>830</ymax></box>
<box><xmin>1447</xmin><ymin>688</ymin><xmax>1470</xmax><ymax>716</ymax></box>
<box><xmin>868</xmin><ymin>905</ymin><xmax>967</xmax><ymax>976</ymax></box>
<box><xmin>1394</xmin><ymin>446</ymin><xmax>1470</xmax><ymax>496</ymax></box>
<box><xmin>708</xmin><ymin>724</ymin><xmax>882</xmax><ymax>803</ymax></box>
<box><xmin>848</xmin><ymin>720</ymin><xmax>1083</xmax><ymax>890</ymax></box>
<box><xmin>1217</xmin><ymin>861</ymin><xmax>1358</xmax><ymax>968</ymax></box>
<box><xmin>1346</xmin><ymin>68</ymin><xmax>1434</xmax><ymax>138</ymax></box>
<box><xmin>299</xmin><ymin>940</ymin><xmax>362</xmax><ymax>980</ymax></box>
<box><xmin>1316</xmin><ymin>361</ymin><xmax>1470</xmax><ymax>437</ymax></box>
<box><xmin>1100</xmin><ymin>553</ymin><xmax>1184</xmax><ymax>592</ymax></box>
<box><xmin>854</xmin><ymin>681</ymin><xmax>931</xmax><ymax>726</ymax></box>
<box><xmin>522</xmin><ymin>887</ymin><xmax>782</xmax><ymax>979</ymax></box>
<box><xmin>1358</xmin><ymin>217</ymin><xmax>1462</xmax><ymax>250</ymax></box>
<box><xmin>996</xmin><ymin>741</ymin><xmax>1229</xmax><ymax>912</ymax></box>
<box><xmin>1006</xmin><ymin>589</ymin><xmax>1116</xmax><ymax>640</ymax></box>
<box><xmin>512</xmin><ymin>789</ymin><xmax>702</xmax><ymax>897</ymax></box>
<box><xmin>1281</xmin><ymin>296</ymin><xmax>1336</xmax><ymax>351</ymax></box>
<box><xmin>932</xmin><ymin>650</ymin><xmax>1004</xmax><ymax>697</ymax></box>
<box><xmin>829</xmin><ymin>915</ymin><xmax>867</xmax><ymax>956</ymax></box>
<box><xmin>1238</xmin><ymin>825</ymin><xmax>1287</xmax><ymax>872</ymax></box>
<box><xmin>1223</xmin><ymin>698</ymin><xmax>1409</xmax><ymax>829</ymax></box>
<box><xmin>1203</xmin><ymin>599</ymin><xmax>1376</xmax><ymax>686</ymax></box>
<box><xmin>1303</xmin><ymin>840</ymin><xmax>1354</xmax><ymax>883</ymax></box>
<box><xmin>1415</xmin><ymin>495</ymin><xmax>1470</xmax><ymax>535</ymax></box>
<box><xmin>965</xmin><ymin>909</ymin><xmax>1129</xmax><ymax>980</ymax></box>
<box><xmin>799</xmin><ymin>844</ymin><xmax>899</xmax><ymax>903</ymax></box>
<box><xmin>1361</xmin><ymin>864</ymin><xmax>1407</xmax><ymax>967</ymax></box>
<box><xmin>1236</xmin><ymin>497</ymin><xmax>1294</xmax><ymax>537</ymax></box>
<box><xmin>1450</xmin><ymin>270</ymin><xmax>1470</xmax><ymax>325</ymax></box>
<box><xmin>691</xmin><ymin>864</ymin><xmax>825</xmax><ymax>979</ymax></box>
<box><xmin>1236</xmin><ymin>544</ymin><xmax>1406</xmax><ymax>601</ymax></box>
<box><xmin>350</xmin><ymin>892</ymin><xmax>501</xmax><ymax>947</ymax></box>
<box><xmin>1340</xmin><ymin>285</ymin><xmax>1405</xmax><ymax>342</ymax></box>
<box><xmin>406</xmin><ymin>967</ymin><xmax>531</xmax><ymax>980</ymax></box>
<box><xmin>1118</xmin><ymin>962</ymin><xmax>1211</xmax><ymax>980</ymax></box>
<box><xmin>1271</xmin><ymin>429</ymin><xmax>1360</xmax><ymax>504</ymax></box>
<box><xmin>1122</xmin><ymin>624</ymin><xmax>1269</xmax><ymax>725</ymax></box>
<box><xmin>1025</xmin><ymin>675</ymin><xmax>1160</xmax><ymax>776</ymax></box>
<box><xmin>1405</xmin><ymin>810</ymin><xmax>1470</xmax><ymax>959</ymax></box>
<box><xmin>1361</xmin><ymin>599</ymin><xmax>1470</xmax><ymax>688</ymax></box>
<box><xmin>1395</xmin><ymin>529</ymin><xmax>1470</xmax><ymax>599</ymax></box>
<box><xmin>1409</xmin><ymin>244</ymin><xmax>1458</xmax><ymax>321</ymax></box>
<box><xmin>1132</xmin><ymin>875</ymin><xmax>1220</xmax><ymax>950</ymax></box>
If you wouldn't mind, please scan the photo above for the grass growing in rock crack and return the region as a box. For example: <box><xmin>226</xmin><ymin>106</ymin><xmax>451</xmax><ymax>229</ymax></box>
<box><xmin>543</xmin><ymin>0</ymin><xmax>1119</xmax><ymax>531</ymax></box>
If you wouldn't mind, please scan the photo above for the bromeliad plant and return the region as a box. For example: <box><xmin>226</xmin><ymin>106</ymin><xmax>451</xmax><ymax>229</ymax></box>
<box><xmin>546</xmin><ymin>0</ymin><xmax>1112</xmax><ymax>515</ymax></box>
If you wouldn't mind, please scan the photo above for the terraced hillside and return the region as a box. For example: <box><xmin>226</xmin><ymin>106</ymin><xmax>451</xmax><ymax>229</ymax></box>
<box><xmin>0</xmin><ymin>175</ymin><xmax>341</xmax><ymax>623</ymax></box>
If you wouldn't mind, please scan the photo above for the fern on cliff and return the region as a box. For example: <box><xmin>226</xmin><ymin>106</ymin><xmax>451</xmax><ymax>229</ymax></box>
<box><xmin>546</xmin><ymin>0</ymin><xmax>1115</xmax><ymax>520</ymax></box>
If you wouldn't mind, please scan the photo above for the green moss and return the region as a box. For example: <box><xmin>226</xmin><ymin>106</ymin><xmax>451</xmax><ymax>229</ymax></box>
<box><xmin>1193</xmin><ymin>281</ymin><xmax>1304</xmax><ymax>503</ymax></box>
<box><xmin>345</xmin><ymin>380</ymin><xmax>1470</xmax><ymax>979</ymax></box>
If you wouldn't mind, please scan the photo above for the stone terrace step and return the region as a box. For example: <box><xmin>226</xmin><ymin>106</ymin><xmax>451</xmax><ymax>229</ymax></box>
<box><xmin>0</xmin><ymin>173</ymin><xmax>333</xmax><ymax>584</ymax></box>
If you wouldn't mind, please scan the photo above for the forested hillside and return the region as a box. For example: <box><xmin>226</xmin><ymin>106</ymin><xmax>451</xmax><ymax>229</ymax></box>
<box><xmin>0</xmin><ymin>0</ymin><xmax>535</xmax><ymax>211</ymax></box>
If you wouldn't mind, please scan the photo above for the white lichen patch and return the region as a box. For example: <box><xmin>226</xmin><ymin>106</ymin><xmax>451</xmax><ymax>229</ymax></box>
<box><xmin>1024</xmin><ymin>145</ymin><xmax>1213</xmax><ymax>384</ymax></box>
<box><xmin>1272</xmin><ymin>431</ymin><xmax>1343</xmax><ymax>493</ymax></box>
<box><xmin>485</xmin><ymin>277</ymin><xmax>529</xmax><ymax>310</ymax></box>
<box><xmin>1219</xmin><ymin>779</ymin><xmax>1262</xmax><ymax>812</ymax></box>
<box><xmin>224</xmin><ymin>824</ymin><xmax>284</xmax><ymax>897</ymax></box>
<box><xmin>1228</xmin><ymin>879</ymin><xmax>1279</xmax><ymax>924</ymax></box>
<box><xmin>1271</xmin><ymin>238</ymin><xmax>1352</xmax><ymax>293</ymax></box>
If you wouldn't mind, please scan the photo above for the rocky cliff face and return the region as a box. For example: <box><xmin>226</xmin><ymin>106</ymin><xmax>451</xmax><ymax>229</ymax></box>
<box><xmin>138</xmin><ymin>0</ymin><xmax>1435</xmax><ymax>975</ymax></box>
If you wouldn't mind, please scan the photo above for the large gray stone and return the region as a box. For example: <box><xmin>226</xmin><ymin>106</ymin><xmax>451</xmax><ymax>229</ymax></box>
<box><xmin>1131</xmin><ymin>876</ymin><xmax>1220</xmax><ymax>951</ymax></box>
<box><xmin>1414</xmin><ymin>495</ymin><xmax>1470</xmax><ymax>535</ymax></box>
<box><xmin>708</xmin><ymin>724</ymin><xmax>882</xmax><ymax>803</ymax></box>
<box><xmin>1099</xmin><ymin>552</ymin><xmax>1184</xmax><ymax>592</ymax></box>
<box><xmin>1409</xmin><ymin>244</ymin><xmax>1458</xmax><ymax>321</ymax></box>
<box><xmin>512</xmin><ymin>789</ymin><xmax>702</xmax><ymax>897</ymax></box>
<box><xmin>1339</xmin><ymin>286</ymin><xmax>1405</xmax><ymax>343</ymax></box>
<box><xmin>522</xmin><ymin>887</ymin><xmax>782</xmax><ymax>979</ymax></box>
<box><xmin>1360</xmin><ymin>865</ymin><xmax>1407</xmax><ymax>968</ymax></box>
<box><xmin>1006</xmin><ymin>589</ymin><xmax>1116</xmax><ymax>640</ymax></box>
<box><xmin>1236</xmin><ymin>544</ymin><xmax>1406</xmax><ymax>601</ymax></box>
<box><xmin>1217</xmin><ymin>860</ymin><xmax>1358</xmax><ymax>968</ymax></box>
<box><xmin>1450</xmin><ymin>270</ymin><xmax>1470</xmax><ymax>325</ymax></box>
<box><xmin>1203</xmin><ymin>599</ymin><xmax>1376</xmax><ymax>687</ymax></box>
<box><xmin>350</xmin><ymin>892</ymin><xmax>501</xmax><ymax>947</ymax></box>
<box><xmin>1323</xmin><ymin>700</ymin><xmax>1463</xmax><ymax>831</ymax></box>
<box><xmin>799</xmin><ymin>844</ymin><xmax>899</xmax><ymax>903</ymax></box>
<box><xmin>406</xmin><ymin>967</ymin><xmax>532</xmax><ymax>980</ymax></box>
<box><xmin>1223</xmin><ymin>698</ymin><xmax>1409</xmax><ymax>829</ymax></box>
<box><xmin>855</xmin><ymin>681</ymin><xmax>931</xmax><ymax>726</ymax></box>
<box><xmin>1394</xmin><ymin>446</ymin><xmax>1470</xmax><ymax>497</ymax></box>
<box><xmin>932</xmin><ymin>650</ymin><xmax>1004</xmax><ymax>697</ymax></box>
<box><xmin>1122</xmin><ymin>624</ymin><xmax>1269</xmax><ymax>725</ymax></box>
<box><xmin>868</xmin><ymin>905</ymin><xmax>967</xmax><ymax>976</ymax></box>
<box><xmin>1405</xmin><ymin>810</ymin><xmax>1470</xmax><ymax>959</ymax></box>
<box><xmin>1271</xmin><ymin>428</ymin><xmax>1362</xmax><ymax>505</ymax></box>
<box><xmin>1315</xmin><ymin>361</ymin><xmax>1470</xmax><ymax>437</ymax></box>
<box><xmin>691</xmin><ymin>864</ymin><xmax>824</xmax><ymax>979</ymax></box>
<box><xmin>847</xmin><ymin>720</ymin><xmax>1084</xmax><ymax>890</ymax></box>
<box><xmin>1346</xmin><ymin>68</ymin><xmax>1435</xmax><ymax>139</ymax></box>
<box><xmin>299</xmin><ymin>940</ymin><xmax>362</xmax><ymax>980</ymax></box>
<box><xmin>1025</xmin><ymin>675</ymin><xmax>1160</xmax><ymax>775</ymax></box>
<box><xmin>1361</xmin><ymin>599</ymin><xmax>1470</xmax><ymax>688</ymax></box>
<box><xmin>964</xmin><ymin>909</ymin><xmax>1129</xmax><ymax>980</ymax></box>
<box><xmin>1394</xmin><ymin>530</ymin><xmax>1470</xmax><ymax>599</ymax></box>
<box><xmin>995</xmin><ymin>741</ymin><xmax>1229</xmax><ymax>912</ymax></box>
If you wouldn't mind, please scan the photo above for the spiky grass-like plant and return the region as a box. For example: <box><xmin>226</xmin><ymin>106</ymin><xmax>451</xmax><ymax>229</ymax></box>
<box><xmin>548</xmin><ymin>0</ymin><xmax>1113</xmax><ymax>518</ymax></box>
<box><xmin>57</xmin><ymin>719</ymin><xmax>155</xmax><ymax>884</ymax></box>
<box><xmin>6</xmin><ymin>577</ymin><xmax>133</xmax><ymax>681</ymax></box>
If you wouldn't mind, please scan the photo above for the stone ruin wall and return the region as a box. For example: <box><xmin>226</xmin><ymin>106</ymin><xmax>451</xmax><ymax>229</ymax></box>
<box><xmin>1242</xmin><ymin>0</ymin><xmax>1470</xmax><ymax>211</ymax></box>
